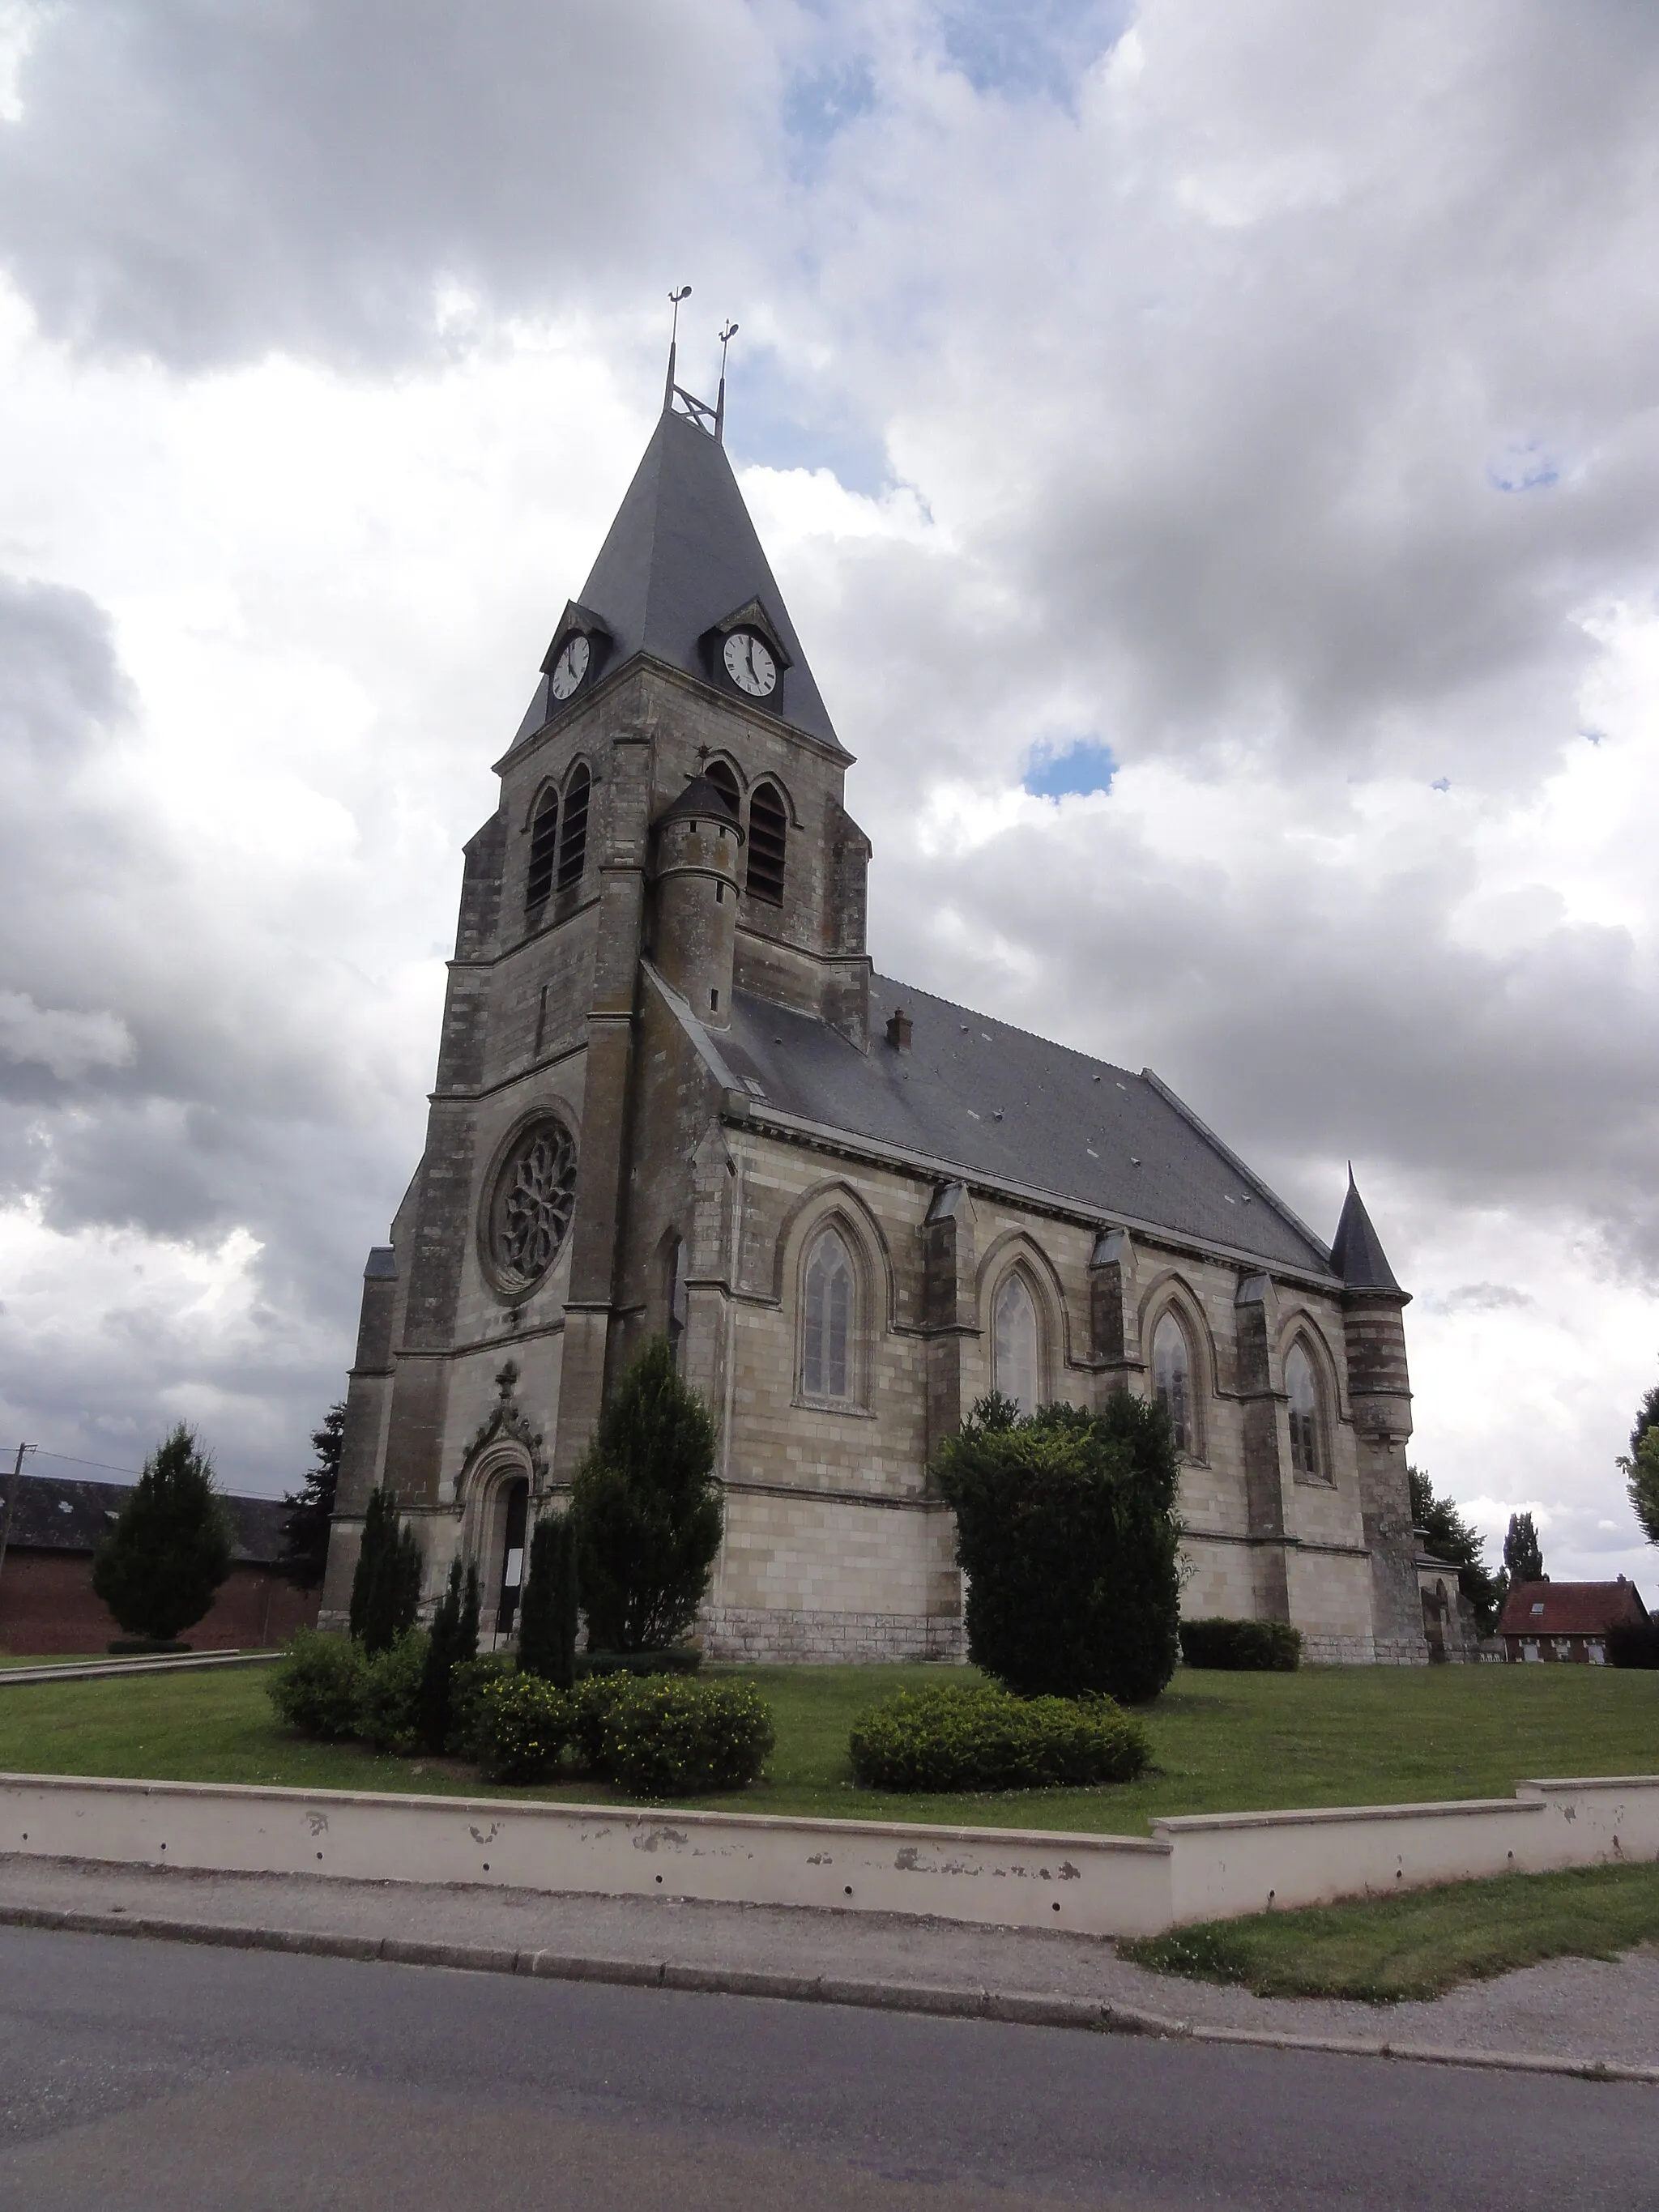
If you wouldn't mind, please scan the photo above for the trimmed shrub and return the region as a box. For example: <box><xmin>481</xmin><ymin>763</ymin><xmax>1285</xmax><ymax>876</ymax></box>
<box><xmin>92</xmin><ymin>1424</ymin><xmax>233</xmax><ymax>1643</ymax></box>
<box><xmin>935</xmin><ymin>1396</ymin><xmax>1181</xmax><ymax>1703</ymax></box>
<box><xmin>1179</xmin><ymin>1618</ymin><xmax>1303</xmax><ymax>1673</ymax></box>
<box><xmin>476</xmin><ymin>1673</ymin><xmax>573</xmax><ymax>1784</ymax></box>
<box><xmin>602</xmin><ymin>1677</ymin><xmax>774</xmax><ymax>1800</ymax></box>
<box><xmin>267</xmin><ymin>1628</ymin><xmax>364</xmax><ymax>1739</ymax></box>
<box><xmin>580</xmin><ymin>1647</ymin><xmax>702</xmax><ymax>1679</ymax></box>
<box><xmin>571</xmin><ymin>1337</ymin><xmax>723</xmax><ymax>1652</ymax></box>
<box><xmin>1607</xmin><ymin>1622</ymin><xmax>1659</xmax><ymax>1669</ymax></box>
<box><xmin>355</xmin><ymin>1629</ymin><xmax>429</xmax><ymax>1754</ymax></box>
<box><xmin>848</xmin><ymin>1682</ymin><xmax>1151</xmax><ymax>1793</ymax></box>
<box><xmin>570</xmin><ymin>1671</ymin><xmax>631</xmax><ymax>1774</ymax></box>
<box><xmin>446</xmin><ymin>1652</ymin><xmax>514</xmax><ymax>1759</ymax></box>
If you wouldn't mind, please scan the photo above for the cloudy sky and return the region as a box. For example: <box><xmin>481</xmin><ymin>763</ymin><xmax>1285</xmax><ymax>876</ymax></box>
<box><xmin>2</xmin><ymin>0</ymin><xmax>1657</xmax><ymax>1590</ymax></box>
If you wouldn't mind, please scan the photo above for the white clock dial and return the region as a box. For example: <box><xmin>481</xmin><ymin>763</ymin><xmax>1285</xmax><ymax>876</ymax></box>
<box><xmin>548</xmin><ymin>633</ymin><xmax>591</xmax><ymax>701</ymax></box>
<box><xmin>722</xmin><ymin>629</ymin><xmax>778</xmax><ymax>697</ymax></box>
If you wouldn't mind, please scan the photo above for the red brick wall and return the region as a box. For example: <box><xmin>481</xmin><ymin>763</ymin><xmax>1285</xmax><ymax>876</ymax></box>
<box><xmin>0</xmin><ymin>1549</ymin><xmax>319</xmax><ymax>1656</ymax></box>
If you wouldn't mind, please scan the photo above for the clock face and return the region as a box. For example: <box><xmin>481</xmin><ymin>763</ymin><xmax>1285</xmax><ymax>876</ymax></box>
<box><xmin>722</xmin><ymin>629</ymin><xmax>778</xmax><ymax>698</ymax></box>
<box><xmin>548</xmin><ymin>633</ymin><xmax>591</xmax><ymax>701</ymax></box>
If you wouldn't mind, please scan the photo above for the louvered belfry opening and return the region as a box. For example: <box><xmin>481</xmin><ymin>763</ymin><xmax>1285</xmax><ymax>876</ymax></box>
<box><xmin>704</xmin><ymin>758</ymin><xmax>740</xmax><ymax>816</ymax></box>
<box><xmin>557</xmin><ymin>764</ymin><xmax>591</xmax><ymax>894</ymax></box>
<box><xmin>746</xmin><ymin>780</ymin><xmax>787</xmax><ymax>905</ymax></box>
<box><xmin>525</xmin><ymin>791</ymin><xmax>559</xmax><ymax>921</ymax></box>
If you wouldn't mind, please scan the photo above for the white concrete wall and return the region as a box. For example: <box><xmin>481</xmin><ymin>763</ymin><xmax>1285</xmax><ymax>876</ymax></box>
<box><xmin>5</xmin><ymin>1771</ymin><xmax>1655</xmax><ymax>1937</ymax></box>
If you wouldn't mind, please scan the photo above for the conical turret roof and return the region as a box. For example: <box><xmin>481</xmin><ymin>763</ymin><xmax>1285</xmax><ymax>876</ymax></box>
<box><xmin>516</xmin><ymin>407</ymin><xmax>842</xmax><ymax>752</ymax></box>
<box><xmin>1329</xmin><ymin>1170</ymin><xmax>1404</xmax><ymax>1295</ymax></box>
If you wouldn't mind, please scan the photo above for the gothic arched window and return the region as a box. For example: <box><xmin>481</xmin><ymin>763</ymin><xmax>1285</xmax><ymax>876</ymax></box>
<box><xmin>557</xmin><ymin>763</ymin><xmax>591</xmax><ymax>893</ymax></box>
<box><xmin>1286</xmin><ymin>1340</ymin><xmax>1322</xmax><ymax>1477</ymax></box>
<box><xmin>747</xmin><ymin>779</ymin><xmax>787</xmax><ymax>905</ymax></box>
<box><xmin>526</xmin><ymin>790</ymin><xmax>558</xmax><ymax>921</ymax></box>
<box><xmin>802</xmin><ymin>1226</ymin><xmax>855</xmax><ymax>1401</ymax></box>
<box><xmin>1153</xmin><ymin>1312</ymin><xmax>1192</xmax><ymax>1455</ymax></box>
<box><xmin>993</xmin><ymin>1272</ymin><xmax>1040</xmax><ymax>1415</ymax></box>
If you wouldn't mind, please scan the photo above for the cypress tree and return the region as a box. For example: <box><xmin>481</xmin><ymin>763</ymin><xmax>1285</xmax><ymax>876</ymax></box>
<box><xmin>92</xmin><ymin>1425</ymin><xmax>233</xmax><ymax>1644</ymax></box>
<box><xmin>418</xmin><ymin>1555</ymin><xmax>480</xmax><ymax>1754</ymax></box>
<box><xmin>350</xmin><ymin>1484</ymin><xmax>423</xmax><ymax>1654</ymax></box>
<box><xmin>518</xmin><ymin>1513</ymin><xmax>580</xmax><ymax>1689</ymax></box>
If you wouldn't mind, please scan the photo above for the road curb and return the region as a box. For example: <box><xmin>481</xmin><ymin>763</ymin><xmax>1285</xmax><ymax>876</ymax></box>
<box><xmin>1</xmin><ymin>1899</ymin><xmax>1653</xmax><ymax>2085</ymax></box>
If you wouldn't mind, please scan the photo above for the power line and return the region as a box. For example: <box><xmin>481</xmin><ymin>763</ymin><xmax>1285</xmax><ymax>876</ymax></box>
<box><xmin>19</xmin><ymin>1447</ymin><xmax>146</xmax><ymax>1480</ymax></box>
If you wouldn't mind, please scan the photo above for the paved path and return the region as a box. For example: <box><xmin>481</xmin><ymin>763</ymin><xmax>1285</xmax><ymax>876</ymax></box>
<box><xmin>0</xmin><ymin>1922</ymin><xmax>1652</xmax><ymax>2210</ymax></box>
<box><xmin>2</xmin><ymin>1852</ymin><xmax>1655</xmax><ymax>2076</ymax></box>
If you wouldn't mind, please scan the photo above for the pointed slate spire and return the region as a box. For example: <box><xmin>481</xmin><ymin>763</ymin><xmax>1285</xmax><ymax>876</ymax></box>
<box><xmin>1329</xmin><ymin>1169</ymin><xmax>1405</xmax><ymax>1296</ymax></box>
<box><xmin>522</xmin><ymin>407</ymin><xmax>842</xmax><ymax>752</ymax></box>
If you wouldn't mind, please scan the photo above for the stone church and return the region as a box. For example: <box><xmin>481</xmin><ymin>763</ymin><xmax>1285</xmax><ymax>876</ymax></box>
<box><xmin>319</xmin><ymin>369</ymin><xmax>1427</xmax><ymax>1667</ymax></box>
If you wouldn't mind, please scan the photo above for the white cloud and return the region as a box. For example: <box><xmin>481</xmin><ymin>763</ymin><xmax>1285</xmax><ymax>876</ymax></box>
<box><xmin>0</xmin><ymin>992</ymin><xmax>134</xmax><ymax>1080</ymax></box>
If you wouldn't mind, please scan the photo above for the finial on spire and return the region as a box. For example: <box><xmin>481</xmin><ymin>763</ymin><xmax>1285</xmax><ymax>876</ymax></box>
<box><xmin>664</xmin><ymin>284</ymin><xmax>692</xmax><ymax>411</ymax></box>
<box><xmin>715</xmin><ymin>321</ymin><xmax>739</xmax><ymax>443</ymax></box>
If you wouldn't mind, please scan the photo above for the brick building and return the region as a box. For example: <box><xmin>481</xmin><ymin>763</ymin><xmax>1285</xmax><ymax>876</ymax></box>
<box><xmin>319</xmin><ymin>369</ymin><xmax>1427</xmax><ymax>1666</ymax></box>
<box><xmin>0</xmin><ymin>1471</ymin><xmax>318</xmax><ymax>1655</ymax></box>
<box><xmin>1498</xmin><ymin>1579</ymin><xmax>1649</xmax><ymax>1664</ymax></box>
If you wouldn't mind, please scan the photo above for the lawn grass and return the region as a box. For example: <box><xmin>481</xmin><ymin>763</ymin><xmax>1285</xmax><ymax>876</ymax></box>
<box><xmin>0</xmin><ymin>1658</ymin><xmax>1652</xmax><ymax>1831</ymax></box>
<box><xmin>1121</xmin><ymin>1859</ymin><xmax>1659</xmax><ymax>2002</ymax></box>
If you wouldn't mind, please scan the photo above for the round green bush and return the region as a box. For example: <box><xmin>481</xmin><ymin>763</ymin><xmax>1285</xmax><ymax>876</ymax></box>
<box><xmin>602</xmin><ymin>1677</ymin><xmax>774</xmax><ymax>1799</ymax></box>
<box><xmin>354</xmin><ymin>1628</ymin><xmax>430</xmax><ymax>1753</ymax></box>
<box><xmin>446</xmin><ymin>1652</ymin><xmax>514</xmax><ymax>1759</ymax></box>
<box><xmin>476</xmin><ymin>1673</ymin><xmax>573</xmax><ymax>1784</ymax></box>
<box><xmin>1178</xmin><ymin>1617</ymin><xmax>1302</xmax><ymax>1672</ymax></box>
<box><xmin>267</xmin><ymin>1628</ymin><xmax>365</xmax><ymax>1740</ymax></box>
<box><xmin>847</xmin><ymin>1682</ymin><xmax>1151</xmax><ymax>1793</ymax></box>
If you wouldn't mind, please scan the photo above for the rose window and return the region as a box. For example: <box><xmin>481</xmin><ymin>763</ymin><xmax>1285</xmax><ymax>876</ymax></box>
<box><xmin>488</xmin><ymin>1118</ymin><xmax>577</xmax><ymax>1291</ymax></box>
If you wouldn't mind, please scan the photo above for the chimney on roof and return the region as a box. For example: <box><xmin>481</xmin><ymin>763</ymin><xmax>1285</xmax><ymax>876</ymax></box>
<box><xmin>885</xmin><ymin>1008</ymin><xmax>912</xmax><ymax>1052</ymax></box>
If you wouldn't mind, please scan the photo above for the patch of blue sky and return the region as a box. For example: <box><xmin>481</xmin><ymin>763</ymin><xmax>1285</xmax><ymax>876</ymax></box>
<box><xmin>936</xmin><ymin>0</ymin><xmax>1134</xmax><ymax>105</ymax></box>
<box><xmin>1487</xmin><ymin>438</ymin><xmax>1560</xmax><ymax>492</ymax></box>
<box><xmin>783</xmin><ymin>55</ymin><xmax>876</xmax><ymax>167</ymax></box>
<box><xmin>1431</xmin><ymin>776</ymin><xmax>1451</xmax><ymax>792</ymax></box>
<box><xmin>1024</xmin><ymin>737</ymin><xmax>1118</xmax><ymax>799</ymax></box>
<box><xmin>723</xmin><ymin>341</ymin><xmax>891</xmax><ymax>497</ymax></box>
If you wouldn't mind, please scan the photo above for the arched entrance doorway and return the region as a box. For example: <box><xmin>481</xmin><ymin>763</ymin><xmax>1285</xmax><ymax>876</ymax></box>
<box><xmin>493</xmin><ymin>1477</ymin><xmax>530</xmax><ymax>1644</ymax></box>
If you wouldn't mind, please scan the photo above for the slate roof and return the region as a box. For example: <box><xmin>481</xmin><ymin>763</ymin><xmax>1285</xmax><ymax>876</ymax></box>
<box><xmin>695</xmin><ymin>974</ymin><xmax>1337</xmax><ymax>1276</ymax></box>
<box><xmin>2</xmin><ymin>1472</ymin><xmax>290</xmax><ymax>1566</ymax></box>
<box><xmin>1329</xmin><ymin>1172</ymin><xmax>1403</xmax><ymax>1294</ymax></box>
<box><xmin>514</xmin><ymin>408</ymin><xmax>842</xmax><ymax>753</ymax></box>
<box><xmin>1498</xmin><ymin>1579</ymin><xmax>1650</xmax><ymax>1638</ymax></box>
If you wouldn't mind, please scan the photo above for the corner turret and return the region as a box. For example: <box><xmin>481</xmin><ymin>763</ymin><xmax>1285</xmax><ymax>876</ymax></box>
<box><xmin>651</xmin><ymin>775</ymin><xmax>743</xmax><ymax>1029</ymax></box>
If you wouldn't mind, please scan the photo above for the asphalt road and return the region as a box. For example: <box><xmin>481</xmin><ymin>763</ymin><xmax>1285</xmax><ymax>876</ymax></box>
<box><xmin>0</xmin><ymin>1928</ymin><xmax>1648</xmax><ymax>2210</ymax></box>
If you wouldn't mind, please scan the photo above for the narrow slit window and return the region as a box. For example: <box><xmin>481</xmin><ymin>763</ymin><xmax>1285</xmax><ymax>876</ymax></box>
<box><xmin>1153</xmin><ymin>1314</ymin><xmax>1192</xmax><ymax>1454</ymax></box>
<box><xmin>993</xmin><ymin>1274</ymin><xmax>1040</xmax><ymax>1415</ymax></box>
<box><xmin>557</xmin><ymin>764</ymin><xmax>591</xmax><ymax>892</ymax></box>
<box><xmin>1286</xmin><ymin>1341</ymin><xmax>1321</xmax><ymax>1477</ymax></box>
<box><xmin>746</xmin><ymin>781</ymin><xmax>787</xmax><ymax>905</ymax></box>
<box><xmin>667</xmin><ymin>1236</ymin><xmax>688</xmax><ymax>1365</ymax></box>
<box><xmin>803</xmin><ymin>1227</ymin><xmax>854</xmax><ymax>1400</ymax></box>
<box><xmin>526</xmin><ymin>792</ymin><xmax>558</xmax><ymax>919</ymax></box>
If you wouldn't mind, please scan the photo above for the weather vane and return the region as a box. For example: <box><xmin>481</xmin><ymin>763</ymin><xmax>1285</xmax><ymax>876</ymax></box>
<box><xmin>661</xmin><ymin>288</ymin><xmax>739</xmax><ymax>446</ymax></box>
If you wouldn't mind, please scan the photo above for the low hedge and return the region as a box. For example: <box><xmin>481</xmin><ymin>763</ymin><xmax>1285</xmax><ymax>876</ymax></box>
<box><xmin>1179</xmin><ymin>1618</ymin><xmax>1302</xmax><ymax>1672</ymax></box>
<box><xmin>602</xmin><ymin>1676</ymin><xmax>774</xmax><ymax>1798</ymax></box>
<box><xmin>579</xmin><ymin>1647</ymin><xmax>702</xmax><ymax>1678</ymax></box>
<box><xmin>475</xmin><ymin>1673</ymin><xmax>573</xmax><ymax>1784</ymax></box>
<box><xmin>848</xmin><ymin>1682</ymin><xmax>1151</xmax><ymax>1793</ymax></box>
<box><xmin>268</xmin><ymin>1628</ymin><xmax>365</xmax><ymax>1739</ymax></box>
<box><xmin>1607</xmin><ymin>1622</ymin><xmax>1659</xmax><ymax>1669</ymax></box>
<box><xmin>446</xmin><ymin>1652</ymin><xmax>514</xmax><ymax>1758</ymax></box>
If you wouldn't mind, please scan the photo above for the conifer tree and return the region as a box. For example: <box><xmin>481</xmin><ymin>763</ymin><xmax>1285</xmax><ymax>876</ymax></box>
<box><xmin>349</xmin><ymin>1484</ymin><xmax>423</xmax><ymax>1653</ymax></box>
<box><xmin>417</xmin><ymin>1554</ymin><xmax>480</xmax><ymax>1753</ymax></box>
<box><xmin>1503</xmin><ymin>1510</ymin><xmax>1546</xmax><ymax>1585</ymax></box>
<box><xmin>517</xmin><ymin>1512</ymin><xmax>579</xmax><ymax>1688</ymax></box>
<box><xmin>570</xmin><ymin>1338</ymin><xmax>723</xmax><ymax>1652</ymax></box>
<box><xmin>279</xmin><ymin>1402</ymin><xmax>344</xmax><ymax>1588</ymax></box>
<box><xmin>92</xmin><ymin>1425</ymin><xmax>233</xmax><ymax>1643</ymax></box>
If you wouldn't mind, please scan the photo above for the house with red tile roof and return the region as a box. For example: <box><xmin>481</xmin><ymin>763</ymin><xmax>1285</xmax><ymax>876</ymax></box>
<box><xmin>1498</xmin><ymin>1578</ymin><xmax>1648</xmax><ymax>1664</ymax></box>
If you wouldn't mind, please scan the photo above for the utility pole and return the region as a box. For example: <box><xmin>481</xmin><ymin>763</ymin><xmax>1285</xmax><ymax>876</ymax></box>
<box><xmin>0</xmin><ymin>1441</ymin><xmax>35</xmax><ymax>1615</ymax></box>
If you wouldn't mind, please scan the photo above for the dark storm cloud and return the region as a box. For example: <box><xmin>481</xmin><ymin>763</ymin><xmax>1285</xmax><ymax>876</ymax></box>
<box><xmin>0</xmin><ymin>0</ymin><xmax>781</xmax><ymax>367</ymax></box>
